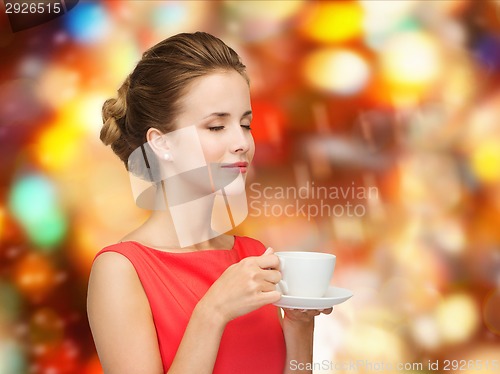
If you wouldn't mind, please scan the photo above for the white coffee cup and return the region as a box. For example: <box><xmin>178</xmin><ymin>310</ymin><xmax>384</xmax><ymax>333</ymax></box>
<box><xmin>276</xmin><ymin>251</ymin><xmax>336</xmax><ymax>298</ymax></box>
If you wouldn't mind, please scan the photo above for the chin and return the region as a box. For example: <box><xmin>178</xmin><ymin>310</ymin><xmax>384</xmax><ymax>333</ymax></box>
<box><xmin>215</xmin><ymin>174</ymin><xmax>247</xmax><ymax>196</ymax></box>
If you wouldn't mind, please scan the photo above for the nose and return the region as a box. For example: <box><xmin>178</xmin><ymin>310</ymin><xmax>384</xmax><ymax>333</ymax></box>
<box><xmin>229</xmin><ymin>124</ymin><xmax>251</xmax><ymax>154</ymax></box>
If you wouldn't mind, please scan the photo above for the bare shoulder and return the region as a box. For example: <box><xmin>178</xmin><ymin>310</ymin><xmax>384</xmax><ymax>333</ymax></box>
<box><xmin>88</xmin><ymin>252</ymin><xmax>144</xmax><ymax>304</ymax></box>
<box><xmin>89</xmin><ymin>251</ymin><xmax>137</xmax><ymax>285</ymax></box>
<box><xmin>87</xmin><ymin>252</ymin><xmax>163</xmax><ymax>374</ymax></box>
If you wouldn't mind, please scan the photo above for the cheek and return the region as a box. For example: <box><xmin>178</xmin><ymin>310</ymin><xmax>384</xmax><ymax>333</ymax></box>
<box><xmin>199</xmin><ymin>136</ymin><xmax>226</xmax><ymax>163</ymax></box>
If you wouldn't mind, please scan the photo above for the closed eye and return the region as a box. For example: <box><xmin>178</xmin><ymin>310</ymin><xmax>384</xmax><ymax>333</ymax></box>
<box><xmin>241</xmin><ymin>124</ymin><xmax>252</xmax><ymax>131</ymax></box>
<box><xmin>208</xmin><ymin>126</ymin><xmax>225</xmax><ymax>131</ymax></box>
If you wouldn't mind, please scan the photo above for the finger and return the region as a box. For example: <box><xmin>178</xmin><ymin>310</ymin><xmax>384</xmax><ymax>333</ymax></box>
<box><xmin>256</xmin><ymin>253</ymin><xmax>280</xmax><ymax>269</ymax></box>
<box><xmin>321</xmin><ymin>307</ymin><xmax>333</xmax><ymax>315</ymax></box>
<box><xmin>264</xmin><ymin>247</ymin><xmax>274</xmax><ymax>255</ymax></box>
<box><xmin>260</xmin><ymin>289</ymin><xmax>281</xmax><ymax>304</ymax></box>
<box><xmin>261</xmin><ymin>269</ymin><xmax>281</xmax><ymax>284</ymax></box>
<box><xmin>302</xmin><ymin>310</ymin><xmax>320</xmax><ymax>316</ymax></box>
<box><xmin>282</xmin><ymin>309</ymin><xmax>319</xmax><ymax>320</ymax></box>
<box><xmin>260</xmin><ymin>281</ymin><xmax>279</xmax><ymax>292</ymax></box>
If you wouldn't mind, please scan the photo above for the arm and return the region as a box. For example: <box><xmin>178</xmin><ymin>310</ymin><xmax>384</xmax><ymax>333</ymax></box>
<box><xmin>87</xmin><ymin>252</ymin><xmax>164</xmax><ymax>374</ymax></box>
<box><xmin>280</xmin><ymin>308</ymin><xmax>333</xmax><ymax>374</ymax></box>
<box><xmin>87</xmin><ymin>249</ymin><xmax>281</xmax><ymax>374</ymax></box>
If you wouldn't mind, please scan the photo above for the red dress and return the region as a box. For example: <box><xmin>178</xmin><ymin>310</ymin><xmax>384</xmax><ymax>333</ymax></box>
<box><xmin>94</xmin><ymin>236</ymin><xmax>286</xmax><ymax>373</ymax></box>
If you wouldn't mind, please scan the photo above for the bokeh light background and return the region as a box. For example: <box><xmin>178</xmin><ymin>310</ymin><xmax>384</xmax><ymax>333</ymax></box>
<box><xmin>1</xmin><ymin>0</ymin><xmax>500</xmax><ymax>373</ymax></box>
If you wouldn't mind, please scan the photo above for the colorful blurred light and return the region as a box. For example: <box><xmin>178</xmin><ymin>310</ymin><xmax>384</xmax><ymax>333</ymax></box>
<box><xmin>81</xmin><ymin>354</ymin><xmax>104</xmax><ymax>374</ymax></box>
<box><xmin>474</xmin><ymin>34</ymin><xmax>500</xmax><ymax>70</ymax></box>
<box><xmin>381</xmin><ymin>274</ymin><xmax>442</xmax><ymax>314</ymax></box>
<box><xmin>98</xmin><ymin>31</ymin><xmax>141</xmax><ymax>86</ymax></box>
<box><xmin>0</xmin><ymin>206</ymin><xmax>4</xmax><ymax>242</ymax></box>
<box><xmin>0</xmin><ymin>339</ymin><xmax>27</xmax><ymax>374</ymax></box>
<box><xmin>448</xmin><ymin>345</ymin><xmax>500</xmax><ymax>374</ymax></box>
<box><xmin>250</xmin><ymin>101</ymin><xmax>287</xmax><ymax>144</ymax></box>
<box><xmin>483</xmin><ymin>289</ymin><xmax>500</xmax><ymax>335</ymax></box>
<box><xmin>398</xmin><ymin>153</ymin><xmax>462</xmax><ymax>213</ymax></box>
<box><xmin>150</xmin><ymin>1</ymin><xmax>211</xmax><ymax>41</ymax></box>
<box><xmin>389</xmin><ymin>235</ymin><xmax>448</xmax><ymax>296</ymax></box>
<box><xmin>225</xmin><ymin>0</ymin><xmax>304</xmax><ymax>21</ymax></box>
<box><xmin>35</xmin><ymin>64</ymin><xmax>80</xmax><ymax>109</ymax></box>
<box><xmin>435</xmin><ymin>293</ymin><xmax>480</xmax><ymax>344</ymax></box>
<box><xmin>8</xmin><ymin>174</ymin><xmax>67</xmax><ymax>249</ymax></box>
<box><xmin>470</xmin><ymin>139</ymin><xmax>500</xmax><ymax>183</ymax></box>
<box><xmin>428</xmin><ymin>0</ymin><xmax>470</xmax><ymax>16</ymax></box>
<box><xmin>72</xmin><ymin>217</ymin><xmax>120</xmax><ymax>276</ymax></box>
<box><xmin>13</xmin><ymin>253</ymin><xmax>56</xmax><ymax>300</ymax></box>
<box><xmin>410</xmin><ymin>314</ymin><xmax>441</xmax><ymax>350</ymax></box>
<box><xmin>361</xmin><ymin>0</ymin><xmax>419</xmax><ymax>49</ymax></box>
<box><xmin>343</xmin><ymin>322</ymin><xmax>407</xmax><ymax>365</ymax></box>
<box><xmin>18</xmin><ymin>56</ymin><xmax>46</xmax><ymax>79</ymax></box>
<box><xmin>68</xmin><ymin>93</ymin><xmax>109</xmax><ymax>138</ymax></box>
<box><xmin>70</xmin><ymin>159</ymin><xmax>146</xmax><ymax>274</ymax></box>
<box><xmin>303</xmin><ymin>48</ymin><xmax>370</xmax><ymax>95</ymax></box>
<box><xmin>30</xmin><ymin>307</ymin><xmax>64</xmax><ymax>349</ymax></box>
<box><xmin>35</xmin><ymin>115</ymin><xmax>85</xmax><ymax>173</ymax></box>
<box><xmin>332</xmin><ymin>216</ymin><xmax>365</xmax><ymax>243</ymax></box>
<box><xmin>430</xmin><ymin>218</ymin><xmax>466</xmax><ymax>255</ymax></box>
<box><xmin>64</xmin><ymin>2</ymin><xmax>110</xmax><ymax>43</ymax></box>
<box><xmin>24</xmin><ymin>212</ymin><xmax>67</xmax><ymax>250</ymax></box>
<box><xmin>380</xmin><ymin>31</ymin><xmax>442</xmax><ymax>98</ymax></box>
<box><xmin>152</xmin><ymin>1</ymin><xmax>187</xmax><ymax>27</ymax></box>
<box><xmin>224</xmin><ymin>0</ymin><xmax>304</xmax><ymax>40</ymax></box>
<box><xmin>465</xmin><ymin>100</ymin><xmax>500</xmax><ymax>147</ymax></box>
<box><xmin>35</xmin><ymin>339</ymin><xmax>80</xmax><ymax>374</ymax></box>
<box><xmin>301</xmin><ymin>1</ymin><xmax>363</xmax><ymax>43</ymax></box>
<box><xmin>0</xmin><ymin>280</ymin><xmax>22</xmax><ymax>322</ymax></box>
<box><xmin>83</xmin><ymin>162</ymin><xmax>143</xmax><ymax>232</ymax></box>
<box><xmin>0</xmin><ymin>79</ymin><xmax>45</xmax><ymax>128</ymax></box>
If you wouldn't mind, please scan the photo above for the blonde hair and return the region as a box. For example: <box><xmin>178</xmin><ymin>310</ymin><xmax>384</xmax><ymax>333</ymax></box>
<box><xmin>100</xmin><ymin>32</ymin><xmax>248</xmax><ymax>168</ymax></box>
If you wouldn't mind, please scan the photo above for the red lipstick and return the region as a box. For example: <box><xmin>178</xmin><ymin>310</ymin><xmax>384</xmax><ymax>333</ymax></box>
<box><xmin>221</xmin><ymin>162</ymin><xmax>249</xmax><ymax>173</ymax></box>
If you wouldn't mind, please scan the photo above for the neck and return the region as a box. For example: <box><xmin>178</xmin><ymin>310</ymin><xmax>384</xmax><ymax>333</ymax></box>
<box><xmin>146</xmin><ymin>178</ymin><xmax>223</xmax><ymax>248</ymax></box>
<box><xmin>127</xmin><ymin>171</ymin><xmax>244</xmax><ymax>250</ymax></box>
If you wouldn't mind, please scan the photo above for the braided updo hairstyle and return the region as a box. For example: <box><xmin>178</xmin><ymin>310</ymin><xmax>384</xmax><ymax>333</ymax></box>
<box><xmin>100</xmin><ymin>32</ymin><xmax>248</xmax><ymax>169</ymax></box>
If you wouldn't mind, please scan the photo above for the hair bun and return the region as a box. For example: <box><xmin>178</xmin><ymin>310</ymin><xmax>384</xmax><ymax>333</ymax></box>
<box><xmin>100</xmin><ymin>76</ymin><xmax>130</xmax><ymax>146</ymax></box>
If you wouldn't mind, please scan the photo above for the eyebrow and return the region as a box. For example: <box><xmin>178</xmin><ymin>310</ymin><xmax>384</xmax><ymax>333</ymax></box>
<box><xmin>204</xmin><ymin>110</ymin><xmax>252</xmax><ymax>119</ymax></box>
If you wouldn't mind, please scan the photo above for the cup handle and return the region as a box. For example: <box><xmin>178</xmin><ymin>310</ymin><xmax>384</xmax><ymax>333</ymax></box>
<box><xmin>277</xmin><ymin>258</ymin><xmax>288</xmax><ymax>294</ymax></box>
<box><xmin>278</xmin><ymin>280</ymin><xmax>288</xmax><ymax>294</ymax></box>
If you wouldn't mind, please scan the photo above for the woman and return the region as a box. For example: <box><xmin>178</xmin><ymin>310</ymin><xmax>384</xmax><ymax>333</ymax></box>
<box><xmin>87</xmin><ymin>32</ymin><xmax>331</xmax><ymax>374</ymax></box>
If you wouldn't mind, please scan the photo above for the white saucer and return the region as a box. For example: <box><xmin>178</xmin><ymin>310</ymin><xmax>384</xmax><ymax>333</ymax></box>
<box><xmin>273</xmin><ymin>286</ymin><xmax>353</xmax><ymax>310</ymax></box>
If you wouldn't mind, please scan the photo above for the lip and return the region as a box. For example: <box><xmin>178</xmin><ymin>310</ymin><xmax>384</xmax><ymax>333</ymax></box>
<box><xmin>221</xmin><ymin>161</ymin><xmax>249</xmax><ymax>173</ymax></box>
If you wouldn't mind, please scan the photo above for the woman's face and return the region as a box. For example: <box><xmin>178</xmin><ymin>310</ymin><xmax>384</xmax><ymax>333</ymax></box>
<box><xmin>177</xmin><ymin>70</ymin><xmax>254</xmax><ymax>166</ymax></box>
<box><xmin>164</xmin><ymin>70</ymin><xmax>255</xmax><ymax>195</ymax></box>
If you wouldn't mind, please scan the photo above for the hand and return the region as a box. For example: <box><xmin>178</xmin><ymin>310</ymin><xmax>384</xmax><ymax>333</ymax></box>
<box><xmin>282</xmin><ymin>307</ymin><xmax>333</xmax><ymax>325</ymax></box>
<box><xmin>199</xmin><ymin>247</ymin><xmax>282</xmax><ymax>324</ymax></box>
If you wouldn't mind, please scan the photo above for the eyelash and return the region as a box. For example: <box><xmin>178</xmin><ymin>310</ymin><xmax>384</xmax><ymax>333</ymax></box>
<box><xmin>209</xmin><ymin>124</ymin><xmax>252</xmax><ymax>131</ymax></box>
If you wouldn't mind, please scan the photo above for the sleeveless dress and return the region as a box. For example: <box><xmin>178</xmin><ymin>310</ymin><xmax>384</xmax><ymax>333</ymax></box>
<box><xmin>94</xmin><ymin>236</ymin><xmax>286</xmax><ymax>373</ymax></box>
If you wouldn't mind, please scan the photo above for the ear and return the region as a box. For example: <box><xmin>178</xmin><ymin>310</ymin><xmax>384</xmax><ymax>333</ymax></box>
<box><xmin>146</xmin><ymin>127</ymin><xmax>169</xmax><ymax>157</ymax></box>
